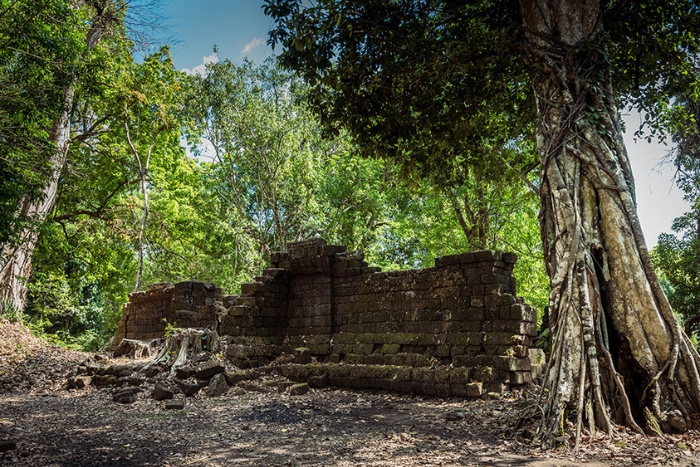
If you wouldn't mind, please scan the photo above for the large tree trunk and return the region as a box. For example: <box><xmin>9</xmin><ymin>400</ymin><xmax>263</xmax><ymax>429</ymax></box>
<box><xmin>0</xmin><ymin>3</ymin><xmax>111</xmax><ymax>312</ymax></box>
<box><xmin>0</xmin><ymin>86</ymin><xmax>74</xmax><ymax>312</ymax></box>
<box><xmin>520</xmin><ymin>0</ymin><xmax>700</xmax><ymax>447</ymax></box>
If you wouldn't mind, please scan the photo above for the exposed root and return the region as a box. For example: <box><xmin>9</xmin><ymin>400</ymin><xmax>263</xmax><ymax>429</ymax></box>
<box><xmin>139</xmin><ymin>328</ymin><xmax>219</xmax><ymax>375</ymax></box>
<box><xmin>112</xmin><ymin>338</ymin><xmax>158</xmax><ymax>359</ymax></box>
<box><xmin>527</xmin><ymin>23</ymin><xmax>700</xmax><ymax>447</ymax></box>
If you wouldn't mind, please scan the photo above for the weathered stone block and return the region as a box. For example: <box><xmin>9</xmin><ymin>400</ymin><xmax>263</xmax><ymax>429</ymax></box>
<box><xmin>483</xmin><ymin>333</ymin><xmax>521</xmax><ymax>346</ymax></box>
<box><xmin>293</xmin><ymin>347</ymin><xmax>312</xmax><ymax>364</ymax></box>
<box><xmin>464</xmin><ymin>382</ymin><xmax>483</xmax><ymax>397</ymax></box>
<box><xmin>474</xmin><ymin>250</ymin><xmax>501</xmax><ymax>262</ymax></box>
<box><xmin>471</xmin><ymin>366</ymin><xmax>495</xmax><ymax>382</ymax></box>
<box><xmin>435</xmin><ymin>383</ymin><xmax>451</xmax><ymax>398</ymax></box>
<box><xmin>483</xmin><ymin>382</ymin><xmax>508</xmax><ymax>393</ymax></box>
<box><xmin>240</xmin><ymin>282</ymin><xmax>265</xmax><ymax>295</ymax></box>
<box><xmin>436</xmin><ymin>345</ymin><xmax>451</xmax><ymax>358</ymax></box>
<box><xmin>446</xmin><ymin>332</ymin><xmax>483</xmax><ymax>346</ymax></box>
<box><xmin>263</xmin><ymin>268</ymin><xmax>288</xmax><ymax>278</ymax></box>
<box><xmin>151</xmin><ymin>382</ymin><xmax>175</xmax><ymax>401</ymax></box>
<box><xmin>165</xmin><ymin>399</ymin><xmax>185</xmax><ymax>410</ymax></box>
<box><xmin>353</xmin><ymin>343</ymin><xmax>374</xmax><ymax>355</ymax></box>
<box><xmin>509</xmin><ymin>371</ymin><xmax>533</xmax><ymax>385</ymax></box>
<box><xmin>206</xmin><ymin>373</ymin><xmax>228</xmax><ymax>397</ymax></box>
<box><xmin>379</xmin><ymin>343</ymin><xmax>401</xmax><ymax>354</ymax></box>
<box><xmin>308</xmin><ymin>375</ymin><xmax>328</xmax><ymax>388</ymax></box>
<box><xmin>460</xmin><ymin>320</ymin><xmax>483</xmax><ymax>332</ymax></box>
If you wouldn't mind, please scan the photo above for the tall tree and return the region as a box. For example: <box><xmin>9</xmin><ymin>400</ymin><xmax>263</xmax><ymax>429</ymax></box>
<box><xmin>653</xmin><ymin>85</ymin><xmax>700</xmax><ymax>338</ymax></box>
<box><xmin>265</xmin><ymin>0</ymin><xmax>700</xmax><ymax>444</ymax></box>
<box><xmin>115</xmin><ymin>47</ymin><xmax>190</xmax><ymax>291</ymax></box>
<box><xmin>0</xmin><ymin>0</ymin><xmax>121</xmax><ymax>312</ymax></box>
<box><xmin>190</xmin><ymin>58</ymin><xmax>347</xmax><ymax>259</ymax></box>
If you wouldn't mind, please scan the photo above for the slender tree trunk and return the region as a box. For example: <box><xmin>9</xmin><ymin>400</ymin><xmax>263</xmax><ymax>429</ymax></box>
<box><xmin>134</xmin><ymin>171</ymin><xmax>149</xmax><ymax>292</ymax></box>
<box><xmin>520</xmin><ymin>0</ymin><xmax>700</xmax><ymax>446</ymax></box>
<box><xmin>446</xmin><ymin>182</ymin><xmax>490</xmax><ymax>251</ymax></box>
<box><xmin>124</xmin><ymin>121</ymin><xmax>157</xmax><ymax>293</ymax></box>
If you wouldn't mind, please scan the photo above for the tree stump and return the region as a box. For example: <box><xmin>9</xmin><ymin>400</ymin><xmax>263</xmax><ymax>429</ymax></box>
<box><xmin>139</xmin><ymin>328</ymin><xmax>219</xmax><ymax>376</ymax></box>
<box><xmin>112</xmin><ymin>339</ymin><xmax>159</xmax><ymax>359</ymax></box>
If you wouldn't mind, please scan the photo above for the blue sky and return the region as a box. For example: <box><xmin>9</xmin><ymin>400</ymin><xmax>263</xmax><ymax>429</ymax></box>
<box><xmin>161</xmin><ymin>0</ymin><xmax>689</xmax><ymax>247</ymax></box>
<box><xmin>166</xmin><ymin>0</ymin><xmax>275</xmax><ymax>70</ymax></box>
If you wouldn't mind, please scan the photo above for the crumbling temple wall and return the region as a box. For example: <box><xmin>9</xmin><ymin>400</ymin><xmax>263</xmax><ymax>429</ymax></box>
<box><xmin>115</xmin><ymin>238</ymin><xmax>540</xmax><ymax>396</ymax></box>
<box><xmin>219</xmin><ymin>238</ymin><xmax>539</xmax><ymax>396</ymax></box>
<box><xmin>114</xmin><ymin>281</ymin><xmax>222</xmax><ymax>343</ymax></box>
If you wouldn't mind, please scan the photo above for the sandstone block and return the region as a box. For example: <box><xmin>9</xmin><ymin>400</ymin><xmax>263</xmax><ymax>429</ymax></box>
<box><xmin>165</xmin><ymin>399</ymin><xmax>185</xmax><ymax>410</ymax></box>
<box><xmin>206</xmin><ymin>373</ymin><xmax>228</xmax><ymax>397</ymax></box>
<box><xmin>465</xmin><ymin>382</ymin><xmax>483</xmax><ymax>397</ymax></box>
<box><xmin>288</xmin><ymin>383</ymin><xmax>310</xmax><ymax>396</ymax></box>
<box><xmin>195</xmin><ymin>360</ymin><xmax>225</xmax><ymax>380</ymax></box>
<box><xmin>153</xmin><ymin>382</ymin><xmax>174</xmax><ymax>401</ymax></box>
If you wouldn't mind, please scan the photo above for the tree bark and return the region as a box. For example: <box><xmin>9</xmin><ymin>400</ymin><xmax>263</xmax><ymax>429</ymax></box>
<box><xmin>520</xmin><ymin>0</ymin><xmax>700</xmax><ymax>446</ymax></box>
<box><xmin>0</xmin><ymin>3</ymin><xmax>111</xmax><ymax>312</ymax></box>
<box><xmin>0</xmin><ymin>85</ymin><xmax>74</xmax><ymax>312</ymax></box>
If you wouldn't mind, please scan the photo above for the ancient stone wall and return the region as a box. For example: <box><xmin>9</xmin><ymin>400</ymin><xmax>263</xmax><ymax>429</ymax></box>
<box><xmin>115</xmin><ymin>238</ymin><xmax>541</xmax><ymax>397</ymax></box>
<box><xmin>114</xmin><ymin>281</ymin><xmax>222</xmax><ymax>343</ymax></box>
<box><xmin>219</xmin><ymin>238</ymin><xmax>539</xmax><ymax>396</ymax></box>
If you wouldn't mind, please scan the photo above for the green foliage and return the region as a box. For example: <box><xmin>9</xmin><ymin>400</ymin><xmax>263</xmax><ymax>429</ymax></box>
<box><xmin>0</xmin><ymin>298</ymin><xmax>23</xmax><ymax>324</ymax></box>
<box><xmin>25</xmin><ymin>221</ymin><xmax>127</xmax><ymax>350</ymax></box>
<box><xmin>654</xmin><ymin>227</ymin><xmax>700</xmax><ymax>336</ymax></box>
<box><xmin>265</xmin><ymin>0</ymin><xmax>534</xmax><ymax>186</ymax></box>
<box><xmin>0</xmin><ymin>0</ymin><xmax>85</xmax><ymax>243</ymax></box>
<box><xmin>651</xmin><ymin>54</ymin><xmax>700</xmax><ymax>339</ymax></box>
<box><xmin>191</xmin><ymin>58</ymin><xmax>331</xmax><ymax>249</ymax></box>
<box><xmin>263</xmin><ymin>0</ymin><xmax>554</xmax><ymax>308</ymax></box>
<box><xmin>264</xmin><ymin>0</ymin><xmax>700</xmax><ymax>326</ymax></box>
<box><xmin>162</xmin><ymin>319</ymin><xmax>179</xmax><ymax>338</ymax></box>
<box><xmin>535</xmin><ymin>327</ymin><xmax>552</xmax><ymax>353</ymax></box>
<box><xmin>188</xmin><ymin>56</ymin><xmax>548</xmax><ymax>309</ymax></box>
<box><xmin>7</xmin><ymin>9</ymin><xmax>551</xmax><ymax>350</ymax></box>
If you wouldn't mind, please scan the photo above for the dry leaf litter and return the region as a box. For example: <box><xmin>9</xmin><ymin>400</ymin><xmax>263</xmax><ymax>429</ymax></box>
<box><xmin>1</xmin><ymin>319</ymin><xmax>700</xmax><ymax>466</ymax></box>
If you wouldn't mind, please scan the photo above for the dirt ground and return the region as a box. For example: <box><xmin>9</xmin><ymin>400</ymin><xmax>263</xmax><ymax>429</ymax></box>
<box><xmin>1</xmin><ymin>320</ymin><xmax>700</xmax><ymax>467</ymax></box>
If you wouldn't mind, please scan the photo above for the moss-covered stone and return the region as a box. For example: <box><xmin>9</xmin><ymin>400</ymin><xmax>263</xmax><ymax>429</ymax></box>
<box><xmin>465</xmin><ymin>382</ymin><xmax>483</xmax><ymax>397</ymax></box>
<box><xmin>446</xmin><ymin>332</ymin><xmax>484</xmax><ymax>346</ymax></box>
<box><xmin>471</xmin><ymin>366</ymin><xmax>495</xmax><ymax>382</ymax></box>
<box><xmin>433</xmin><ymin>368</ymin><xmax>450</xmax><ymax>384</ymax></box>
<box><xmin>379</xmin><ymin>343</ymin><xmax>401</xmax><ymax>355</ymax></box>
<box><xmin>449</xmin><ymin>368</ymin><xmax>470</xmax><ymax>385</ymax></box>
<box><xmin>435</xmin><ymin>383</ymin><xmax>451</xmax><ymax>398</ymax></box>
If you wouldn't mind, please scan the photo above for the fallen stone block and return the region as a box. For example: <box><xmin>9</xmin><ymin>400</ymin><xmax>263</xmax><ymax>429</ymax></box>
<box><xmin>152</xmin><ymin>382</ymin><xmax>174</xmax><ymax>401</ymax></box>
<box><xmin>174</xmin><ymin>379</ymin><xmax>201</xmax><ymax>396</ymax></box>
<box><xmin>293</xmin><ymin>347</ymin><xmax>312</xmax><ymax>364</ymax></box>
<box><xmin>113</xmin><ymin>389</ymin><xmax>136</xmax><ymax>404</ymax></box>
<box><xmin>464</xmin><ymin>382</ymin><xmax>483</xmax><ymax>397</ymax></box>
<box><xmin>175</xmin><ymin>366</ymin><xmax>194</xmax><ymax>380</ymax></box>
<box><xmin>165</xmin><ymin>399</ymin><xmax>185</xmax><ymax>410</ymax></box>
<box><xmin>206</xmin><ymin>373</ymin><xmax>228</xmax><ymax>397</ymax></box>
<box><xmin>195</xmin><ymin>360</ymin><xmax>225</xmax><ymax>380</ymax></box>
<box><xmin>288</xmin><ymin>383</ymin><xmax>310</xmax><ymax>396</ymax></box>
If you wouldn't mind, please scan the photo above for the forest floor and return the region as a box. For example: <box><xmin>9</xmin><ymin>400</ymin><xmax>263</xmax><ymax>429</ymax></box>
<box><xmin>1</xmin><ymin>320</ymin><xmax>700</xmax><ymax>467</ymax></box>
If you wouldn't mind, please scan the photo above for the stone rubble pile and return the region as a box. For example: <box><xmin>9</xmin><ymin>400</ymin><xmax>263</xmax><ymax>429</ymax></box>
<box><xmin>65</xmin><ymin>345</ymin><xmax>313</xmax><ymax>408</ymax></box>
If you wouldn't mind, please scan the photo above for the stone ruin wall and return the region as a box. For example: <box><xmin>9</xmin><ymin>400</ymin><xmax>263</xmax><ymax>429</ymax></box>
<box><xmin>114</xmin><ymin>281</ymin><xmax>222</xmax><ymax>343</ymax></box>
<box><xmin>115</xmin><ymin>238</ymin><xmax>540</xmax><ymax>398</ymax></box>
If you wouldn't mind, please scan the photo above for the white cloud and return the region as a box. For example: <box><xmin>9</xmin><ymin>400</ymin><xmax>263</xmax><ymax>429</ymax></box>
<box><xmin>182</xmin><ymin>52</ymin><xmax>219</xmax><ymax>76</ymax></box>
<box><xmin>241</xmin><ymin>37</ymin><xmax>264</xmax><ymax>56</ymax></box>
